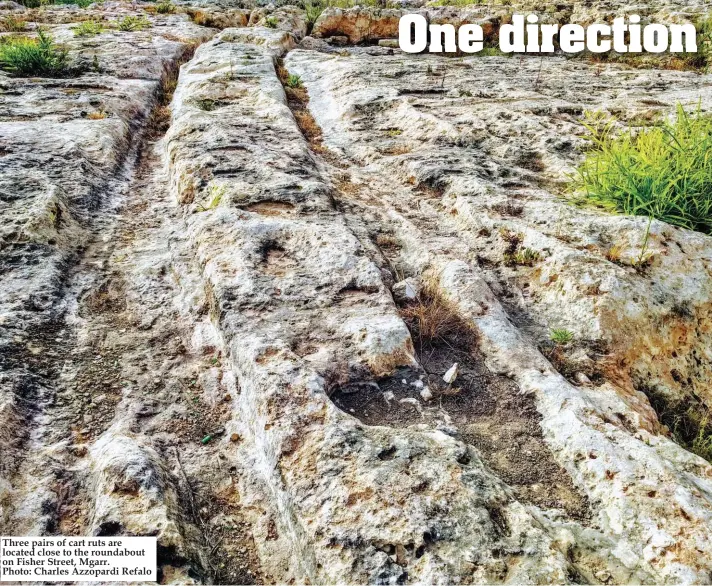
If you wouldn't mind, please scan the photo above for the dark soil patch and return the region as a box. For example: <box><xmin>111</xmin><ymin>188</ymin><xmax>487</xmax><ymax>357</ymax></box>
<box><xmin>332</xmin><ymin>292</ymin><xmax>591</xmax><ymax>521</ymax></box>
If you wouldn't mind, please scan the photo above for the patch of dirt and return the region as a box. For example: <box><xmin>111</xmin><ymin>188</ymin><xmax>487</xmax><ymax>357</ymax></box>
<box><xmin>332</xmin><ymin>293</ymin><xmax>591</xmax><ymax>521</ymax></box>
<box><xmin>191</xmin><ymin>478</ymin><xmax>263</xmax><ymax>585</ymax></box>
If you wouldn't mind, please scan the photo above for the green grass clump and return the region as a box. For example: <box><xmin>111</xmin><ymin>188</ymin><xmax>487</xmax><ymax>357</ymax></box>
<box><xmin>304</xmin><ymin>0</ymin><xmax>324</xmax><ymax>26</ymax></box>
<box><xmin>504</xmin><ymin>247</ymin><xmax>540</xmax><ymax>266</ymax></box>
<box><xmin>73</xmin><ymin>19</ymin><xmax>103</xmax><ymax>36</ymax></box>
<box><xmin>155</xmin><ymin>0</ymin><xmax>175</xmax><ymax>13</ymax></box>
<box><xmin>573</xmin><ymin>104</ymin><xmax>712</xmax><ymax>235</ymax></box>
<box><xmin>690</xmin><ymin>416</ymin><xmax>712</xmax><ymax>461</ymax></box>
<box><xmin>0</xmin><ymin>30</ymin><xmax>69</xmax><ymax>77</ymax></box>
<box><xmin>285</xmin><ymin>73</ymin><xmax>302</xmax><ymax>88</ymax></box>
<box><xmin>264</xmin><ymin>16</ymin><xmax>278</xmax><ymax>28</ymax></box>
<box><xmin>116</xmin><ymin>15</ymin><xmax>151</xmax><ymax>31</ymax></box>
<box><xmin>550</xmin><ymin>328</ymin><xmax>574</xmax><ymax>345</ymax></box>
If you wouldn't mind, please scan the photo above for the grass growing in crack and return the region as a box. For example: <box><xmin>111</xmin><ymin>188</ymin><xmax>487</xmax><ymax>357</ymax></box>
<box><xmin>0</xmin><ymin>16</ymin><xmax>27</xmax><ymax>32</ymax></box>
<box><xmin>550</xmin><ymin>328</ymin><xmax>573</xmax><ymax>345</ymax></box>
<box><xmin>643</xmin><ymin>385</ymin><xmax>712</xmax><ymax>463</ymax></box>
<box><xmin>196</xmin><ymin>184</ymin><xmax>225</xmax><ymax>212</ymax></box>
<box><xmin>400</xmin><ymin>286</ymin><xmax>474</xmax><ymax>348</ymax></box>
<box><xmin>498</xmin><ymin>227</ymin><xmax>541</xmax><ymax>267</ymax></box>
<box><xmin>572</xmin><ymin>104</ymin><xmax>712</xmax><ymax>235</ymax></box>
<box><xmin>0</xmin><ymin>30</ymin><xmax>69</xmax><ymax>77</ymax></box>
<box><xmin>285</xmin><ymin>73</ymin><xmax>302</xmax><ymax>88</ymax></box>
<box><xmin>633</xmin><ymin>215</ymin><xmax>655</xmax><ymax>270</ymax></box>
<box><xmin>155</xmin><ymin>0</ymin><xmax>175</xmax><ymax>13</ymax></box>
<box><xmin>504</xmin><ymin>247</ymin><xmax>540</xmax><ymax>267</ymax></box>
<box><xmin>72</xmin><ymin>19</ymin><xmax>103</xmax><ymax>36</ymax></box>
<box><xmin>277</xmin><ymin>61</ymin><xmax>327</xmax><ymax>152</ymax></box>
<box><xmin>264</xmin><ymin>16</ymin><xmax>278</xmax><ymax>29</ymax></box>
<box><xmin>690</xmin><ymin>417</ymin><xmax>712</xmax><ymax>461</ymax></box>
<box><xmin>116</xmin><ymin>15</ymin><xmax>151</xmax><ymax>31</ymax></box>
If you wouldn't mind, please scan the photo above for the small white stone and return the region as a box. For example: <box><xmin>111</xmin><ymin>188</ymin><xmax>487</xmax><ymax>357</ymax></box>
<box><xmin>420</xmin><ymin>387</ymin><xmax>433</xmax><ymax>401</ymax></box>
<box><xmin>575</xmin><ymin>372</ymin><xmax>591</xmax><ymax>385</ymax></box>
<box><xmin>404</xmin><ymin>281</ymin><xmax>417</xmax><ymax>300</ymax></box>
<box><xmin>410</xmin><ymin>379</ymin><xmax>424</xmax><ymax>389</ymax></box>
<box><xmin>443</xmin><ymin>363</ymin><xmax>459</xmax><ymax>384</ymax></box>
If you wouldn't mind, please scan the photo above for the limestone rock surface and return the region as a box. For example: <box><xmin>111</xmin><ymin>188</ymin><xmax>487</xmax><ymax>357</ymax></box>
<box><xmin>1</xmin><ymin>1</ymin><xmax>712</xmax><ymax>584</ymax></box>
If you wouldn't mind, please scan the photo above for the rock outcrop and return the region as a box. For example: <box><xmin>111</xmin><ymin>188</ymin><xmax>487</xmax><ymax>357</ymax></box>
<box><xmin>1</xmin><ymin>0</ymin><xmax>712</xmax><ymax>584</ymax></box>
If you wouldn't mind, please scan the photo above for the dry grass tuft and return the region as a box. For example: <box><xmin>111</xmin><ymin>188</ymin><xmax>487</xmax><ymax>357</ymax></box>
<box><xmin>400</xmin><ymin>287</ymin><xmax>475</xmax><ymax>347</ymax></box>
<box><xmin>605</xmin><ymin>245</ymin><xmax>623</xmax><ymax>264</ymax></box>
<box><xmin>293</xmin><ymin>109</ymin><xmax>322</xmax><ymax>143</ymax></box>
<box><xmin>276</xmin><ymin>60</ymin><xmax>331</xmax><ymax>154</ymax></box>
<box><xmin>0</xmin><ymin>15</ymin><xmax>26</xmax><ymax>32</ymax></box>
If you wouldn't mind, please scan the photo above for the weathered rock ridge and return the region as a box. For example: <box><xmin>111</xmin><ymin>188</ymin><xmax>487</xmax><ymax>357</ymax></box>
<box><xmin>1</xmin><ymin>0</ymin><xmax>711</xmax><ymax>584</ymax></box>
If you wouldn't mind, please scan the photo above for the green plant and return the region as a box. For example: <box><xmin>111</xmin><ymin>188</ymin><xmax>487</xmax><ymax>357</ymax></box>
<box><xmin>634</xmin><ymin>215</ymin><xmax>654</xmax><ymax>269</ymax></box>
<box><xmin>550</xmin><ymin>328</ymin><xmax>574</xmax><ymax>345</ymax></box>
<box><xmin>72</xmin><ymin>20</ymin><xmax>103</xmax><ymax>36</ymax></box>
<box><xmin>504</xmin><ymin>247</ymin><xmax>540</xmax><ymax>266</ymax></box>
<box><xmin>196</xmin><ymin>184</ymin><xmax>225</xmax><ymax>212</ymax></box>
<box><xmin>285</xmin><ymin>73</ymin><xmax>302</xmax><ymax>88</ymax></box>
<box><xmin>264</xmin><ymin>16</ymin><xmax>278</xmax><ymax>28</ymax></box>
<box><xmin>642</xmin><ymin>384</ymin><xmax>712</xmax><ymax>464</ymax></box>
<box><xmin>682</xmin><ymin>16</ymin><xmax>712</xmax><ymax>71</ymax></box>
<box><xmin>155</xmin><ymin>0</ymin><xmax>175</xmax><ymax>13</ymax></box>
<box><xmin>690</xmin><ymin>416</ymin><xmax>712</xmax><ymax>461</ymax></box>
<box><xmin>116</xmin><ymin>15</ymin><xmax>151</xmax><ymax>31</ymax></box>
<box><xmin>573</xmin><ymin>104</ymin><xmax>712</xmax><ymax>235</ymax></box>
<box><xmin>0</xmin><ymin>30</ymin><xmax>69</xmax><ymax>77</ymax></box>
<box><xmin>0</xmin><ymin>15</ymin><xmax>27</xmax><ymax>32</ymax></box>
<box><xmin>304</xmin><ymin>0</ymin><xmax>325</xmax><ymax>26</ymax></box>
